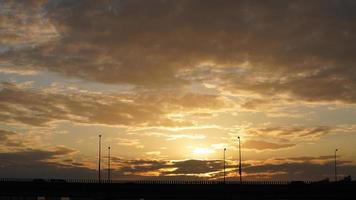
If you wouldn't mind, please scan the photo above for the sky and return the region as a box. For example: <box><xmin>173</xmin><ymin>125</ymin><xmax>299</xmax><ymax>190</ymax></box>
<box><xmin>1</xmin><ymin>0</ymin><xmax>356</xmax><ymax>181</ymax></box>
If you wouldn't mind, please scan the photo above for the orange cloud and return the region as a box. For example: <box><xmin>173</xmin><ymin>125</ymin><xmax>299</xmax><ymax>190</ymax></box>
<box><xmin>243</xmin><ymin>139</ymin><xmax>295</xmax><ymax>150</ymax></box>
<box><xmin>0</xmin><ymin>82</ymin><xmax>229</xmax><ymax>127</ymax></box>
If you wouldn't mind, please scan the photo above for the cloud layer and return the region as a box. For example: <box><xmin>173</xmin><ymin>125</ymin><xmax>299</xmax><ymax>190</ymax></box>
<box><xmin>1</xmin><ymin>152</ymin><xmax>355</xmax><ymax>181</ymax></box>
<box><xmin>0</xmin><ymin>82</ymin><xmax>228</xmax><ymax>127</ymax></box>
<box><xmin>2</xmin><ymin>0</ymin><xmax>356</xmax><ymax>103</ymax></box>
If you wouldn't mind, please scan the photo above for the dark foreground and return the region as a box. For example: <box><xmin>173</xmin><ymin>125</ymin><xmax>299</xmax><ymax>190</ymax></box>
<box><xmin>1</xmin><ymin>179</ymin><xmax>356</xmax><ymax>200</ymax></box>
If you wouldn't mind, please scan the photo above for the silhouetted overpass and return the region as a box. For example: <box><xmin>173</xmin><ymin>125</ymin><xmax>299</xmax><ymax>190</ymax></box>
<box><xmin>0</xmin><ymin>178</ymin><xmax>355</xmax><ymax>199</ymax></box>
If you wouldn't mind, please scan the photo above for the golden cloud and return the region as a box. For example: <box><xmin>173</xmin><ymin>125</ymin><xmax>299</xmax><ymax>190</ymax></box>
<box><xmin>0</xmin><ymin>82</ymin><xmax>229</xmax><ymax>127</ymax></box>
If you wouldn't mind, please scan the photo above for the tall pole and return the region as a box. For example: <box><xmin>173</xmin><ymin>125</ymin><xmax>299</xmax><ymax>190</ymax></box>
<box><xmin>98</xmin><ymin>134</ymin><xmax>102</xmax><ymax>183</ymax></box>
<box><xmin>238</xmin><ymin>136</ymin><xmax>242</xmax><ymax>183</ymax></box>
<box><xmin>108</xmin><ymin>146</ymin><xmax>111</xmax><ymax>182</ymax></box>
<box><xmin>335</xmin><ymin>149</ymin><xmax>338</xmax><ymax>182</ymax></box>
<box><xmin>224</xmin><ymin>148</ymin><xmax>226</xmax><ymax>183</ymax></box>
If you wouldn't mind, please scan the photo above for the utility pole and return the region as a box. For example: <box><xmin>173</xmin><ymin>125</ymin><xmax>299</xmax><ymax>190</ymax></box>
<box><xmin>238</xmin><ymin>136</ymin><xmax>242</xmax><ymax>183</ymax></box>
<box><xmin>108</xmin><ymin>146</ymin><xmax>111</xmax><ymax>182</ymax></box>
<box><xmin>335</xmin><ymin>149</ymin><xmax>338</xmax><ymax>182</ymax></box>
<box><xmin>224</xmin><ymin>148</ymin><xmax>226</xmax><ymax>183</ymax></box>
<box><xmin>98</xmin><ymin>134</ymin><xmax>102</xmax><ymax>183</ymax></box>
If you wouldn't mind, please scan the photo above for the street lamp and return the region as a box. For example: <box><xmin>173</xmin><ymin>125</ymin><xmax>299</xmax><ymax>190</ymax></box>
<box><xmin>98</xmin><ymin>134</ymin><xmax>102</xmax><ymax>183</ymax></box>
<box><xmin>335</xmin><ymin>149</ymin><xmax>338</xmax><ymax>182</ymax></box>
<box><xmin>108</xmin><ymin>146</ymin><xmax>111</xmax><ymax>182</ymax></box>
<box><xmin>238</xmin><ymin>136</ymin><xmax>242</xmax><ymax>183</ymax></box>
<box><xmin>224</xmin><ymin>148</ymin><xmax>226</xmax><ymax>183</ymax></box>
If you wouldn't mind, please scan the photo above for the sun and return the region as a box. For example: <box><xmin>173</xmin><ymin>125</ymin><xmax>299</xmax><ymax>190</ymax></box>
<box><xmin>193</xmin><ymin>147</ymin><xmax>214</xmax><ymax>155</ymax></box>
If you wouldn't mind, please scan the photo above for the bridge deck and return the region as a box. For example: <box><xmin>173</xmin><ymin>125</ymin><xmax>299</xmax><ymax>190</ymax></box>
<box><xmin>0</xmin><ymin>180</ymin><xmax>355</xmax><ymax>199</ymax></box>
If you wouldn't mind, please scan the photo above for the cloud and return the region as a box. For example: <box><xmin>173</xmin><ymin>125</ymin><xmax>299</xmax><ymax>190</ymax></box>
<box><xmin>244</xmin><ymin>160</ymin><xmax>356</xmax><ymax>181</ymax></box>
<box><xmin>240</xmin><ymin>98</ymin><xmax>274</xmax><ymax>110</ymax></box>
<box><xmin>0</xmin><ymin>82</ymin><xmax>228</xmax><ymax>127</ymax></box>
<box><xmin>116</xmin><ymin>138</ymin><xmax>144</xmax><ymax>149</ymax></box>
<box><xmin>0</xmin><ymin>129</ymin><xmax>41</xmax><ymax>148</ymax></box>
<box><xmin>243</xmin><ymin>139</ymin><xmax>295</xmax><ymax>150</ymax></box>
<box><xmin>145</xmin><ymin>151</ymin><xmax>161</xmax><ymax>156</ymax></box>
<box><xmin>0</xmin><ymin>67</ymin><xmax>38</xmax><ymax>75</ymax></box>
<box><xmin>0</xmin><ymin>151</ymin><xmax>355</xmax><ymax>180</ymax></box>
<box><xmin>273</xmin><ymin>155</ymin><xmax>337</xmax><ymax>165</ymax></box>
<box><xmin>0</xmin><ymin>129</ymin><xmax>25</xmax><ymax>147</ymax></box>
<box><xmin>111</xmin><ymin>159</ymin><xmax>224</xmax><ymax>179</ymax></box>
<box><xmin>244</xmin><ymin>126</ymin><xmax>333</xmax><ymax>141</ymax></box>
<box><xmin>0</xmin><ymin>132</ymin><xmax>87</xmax><ymax>179</ymax></box>
<box><xmin>140</xmin><ymin>131</ymin><xmax>206</xmax><ymax>141</ymax></box>
<box><xmin>169</xmin><ymin>160</ymin><xmax>222</xmax><ymax>175</ymax></box>
<box><xmin>103</xmin><ymin>156</ymin><xmax>356</xmax><ymax>181</ymax></box>
<box><xmin>0</xmin><ymin>0</ymin><xmax>58</xmax><ymax>49</ymax></box>
<box><xmin>165</xmin><ymin>134</ymin><xmax>206</xmax><ymax>140</ymax></box>
<box><xmin>0</xmin><ymin>146</ymin><xmax>77</xmax><ymax>167</ymax></box>
<box><xmin>114</xmin><ymin>159</ymin><xmax>170</xmax><ymax>176</ymax></box>
<box><xmin>229</xmin><ymin>125</ymin><xmax>355</xmax><ymax>150</ymax></box>
<box><xmin>1</xmin><ymin>0</ymin><xmax>356</xmax><ymax>105</ymax></box>
<box><xmin>0</xmin><ymin>148</ymin><xmax>96</xmax><ymax>179</ymax></box>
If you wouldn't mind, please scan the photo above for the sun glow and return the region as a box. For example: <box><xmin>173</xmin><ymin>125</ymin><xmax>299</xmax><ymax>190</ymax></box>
<box><xmin>192</xmin><ymin>147</ymin><xmax>214</xmax><ymax>155</ymax></box>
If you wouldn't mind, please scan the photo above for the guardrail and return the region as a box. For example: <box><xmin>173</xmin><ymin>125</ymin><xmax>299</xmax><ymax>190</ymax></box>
<box><xmin>0</xmin><ymin>178</ymin><xmax>317</xmax><ymax>185</ymax></box>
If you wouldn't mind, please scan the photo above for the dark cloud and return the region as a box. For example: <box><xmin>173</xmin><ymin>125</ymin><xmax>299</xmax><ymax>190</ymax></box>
<box><xmin>1</xmin><ymin>152</ymin><xmax>355</xmax><ymax>180</ymax></box>
<box><xmin>116</xmin><ymin>159</ymin><xmax>169</xmax><ymax>175</ymax></box>
<box><xmin>0</xmin><ymin>82</ymin><xmax>227</xmax><ymax>127</ymax></box>
<box><xmin>244</xmin><ymin>161</ymin><xmax>356</xmax><ymax>181</ymax></box>
<box><xmin>0</xmin><ymin>123</ymin><xmax>100</xmax><ymax>179</ymax></box>
<box><xmin>1</xmin><ymin>0</ymin><xmax>356</xmax><ymax>103</ymax></box>
<box><xmin>0</xmin><ymin>147</ymin><xmax>75</xmax><ymax>165</ymax></box>
<box><xmin>0</xmin><ymin>0</ymin><xmax>57</xmax><ymax>49</ymax></box>
<box><xmin>0</xmin><ymin>149</ymin><xmax>96</xmax><ymax>179</ymax></box>
<box><xmin>111</xmin><ymin>159</ymin><xmax>224</xmax><ymax>179</ymax></box>
<box><xmin>110</xmin><ymin>156</ymin><xmax>353</xmax><ymax>181</ymax></box>
<box><xmin>0</xmin><ymin>144</ymin><xmax>90</xmax><ymax>179</ymax></box>
<box><xmin>169</xmin><ymin>160</ymin><xmax>222</xmax><ymax>174</ymax></box>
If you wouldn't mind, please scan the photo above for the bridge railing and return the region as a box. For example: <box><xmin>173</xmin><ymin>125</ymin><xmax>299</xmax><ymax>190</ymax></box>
<box><xmin>0</xmin><ymin>178</ymin><xmax>317</xmax><ymax>185</ymax></box>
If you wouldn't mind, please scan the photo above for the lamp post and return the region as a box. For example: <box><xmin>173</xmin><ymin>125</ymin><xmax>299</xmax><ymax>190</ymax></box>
<box><xmin>224</xmin><ymin>148</ymin><xmax>226</xmax><ymax>183</ymax></box>
<box><xmin>98</xmin><ymin>134</ymin><xmax>102</xmax><ymax>183</ymax></box>
<box><xmin>108</xmin><ymin>146</ymin><xmax>111</xmax><ymax>182</ymax></box>
<box><xmin>335</xmin><ymin>149</ymin><xmax>338</xmax><ymax>182</ymax></box>
<box><xmin>238</xmin><ymin>136</ymin><xmax>242</xmax><ymax>183</ymax></box>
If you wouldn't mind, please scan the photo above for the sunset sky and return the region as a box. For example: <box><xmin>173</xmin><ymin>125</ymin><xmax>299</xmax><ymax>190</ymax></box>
<box><xmin>1</xmin><ymin>0</ymin><xmax>356</xmax><ymax>181</ymax></box>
